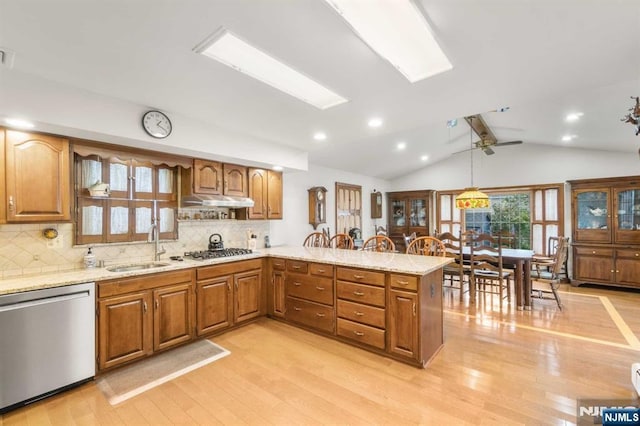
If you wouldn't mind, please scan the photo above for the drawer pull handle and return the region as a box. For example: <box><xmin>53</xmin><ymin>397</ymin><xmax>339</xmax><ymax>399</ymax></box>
<box><xmin>316</xmin><ymin>312</ymin><xmax>325</xmax><ymax>318</ymax></box>
<box><xmin>292</xmin><ymin>265</ymin><xmax>302</xmax><ymax>269</ymax></box>
<box><xmin>317</xmin><ymin>269</ymin><xmax>326</xmax><ymax>273</ymax></box>
<box><xmin>396</xmin><ymin>280</ymin><xmax>409</xmax><ymax>285</ymax></box>
<box><xmin>293</xmin><ymin>282</ymin><xmax>302</xmax><ymax>286</ymax></box>
<box><xmin>353</xmin><ymin>291</ymin><xmax>365</xmax><ymax>296</ymax></box>
<box><xmin>353</xmin><ymin>274</ymin><xmax>365</xmax><ymax>279</ymax></box>
<box><xmin>354</xmin><ymin>311</ymin><xmax>364</xmax><ymax>316</ymax></box>
<box><xmin>353</xmin><ymin>331</ymin><xmax>364</xmax><ymax>336</ymax></box>
<box><xmin>294</xmin><ymin>307</ymin><xmax>302</xmax><ymax>311</ymax></box>
<box><xmin>315</xmin><ymin>286</ymin><xmax>325</xmax><ymax>291</ymax></box>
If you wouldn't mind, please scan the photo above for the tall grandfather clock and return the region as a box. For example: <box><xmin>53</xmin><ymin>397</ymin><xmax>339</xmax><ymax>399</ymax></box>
<box><xmin>308</xmin><ymin>186</ymin><xmax>327</xmax><ymax>229</ymax></box>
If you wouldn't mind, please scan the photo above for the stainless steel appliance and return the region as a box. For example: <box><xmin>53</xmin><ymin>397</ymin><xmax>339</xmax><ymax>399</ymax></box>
<box><xmin>0</xmin><ymin>282</ymin><xmax>95</xmax><ymax>413</ymax></box>
<box><xmin>184</xmin><ymin>248</ymin><xmax>252</xmax><ymax>260</ymax></box>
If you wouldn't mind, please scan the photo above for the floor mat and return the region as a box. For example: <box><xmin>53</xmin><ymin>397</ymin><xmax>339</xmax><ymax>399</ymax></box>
<box><xmin>96</xmin><ymin>339</ymin><xmax>230</xmax><ymax>405</ymax></box>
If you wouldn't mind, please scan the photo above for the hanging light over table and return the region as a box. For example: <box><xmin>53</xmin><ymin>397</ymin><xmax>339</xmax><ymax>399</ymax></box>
<box><xmin>455</xmin><ymin>117</ymin><xmax>490</xmax><ymax>209</ymax></box>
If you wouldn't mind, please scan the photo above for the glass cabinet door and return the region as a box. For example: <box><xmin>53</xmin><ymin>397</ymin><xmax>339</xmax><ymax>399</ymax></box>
<box><xmin>410</xmin><ymin>199</ymin><xmax>427</xmax><ymax>228</ymax></box>
<box><xmin>132</xmin><ymin>160</ymin><xmax>155</xmax><ymax>200</ymax></box>
<box><xmin>574</xmin><ymin>189</ymin><xmax>612</xmax><ymax>243</ymax></box>
<box><xmin>391</xmin><ymin>199</ymin><xmax>406</xmax><ymax>227</ymax></box>
<box><xmin>107</xmin><ymin>200</ymin><xmax>131</xmax><ymax>243</ymax></box>
<box><xmin>77</xmin><ymin>198</ymin><xmax>106</xmax><ymax>245</ymax></box>
<box><xmin>77</xmin><ymin>155</ymin><xmax>105</xmax><ymax>196</ymax></box>
<box><xmin>156</xmin><ymin>165</ymin><xmax>177</xmax><ymax>201</ymax></box>
<box><xmin>108</xmin><ymin>157</ymin><xmax>130</xmax><ymax>199</ymax></box>
<box><xmin>614</xmin><ymin>188</ymin><xmax>640</xmax><ymax>244</ymax></box>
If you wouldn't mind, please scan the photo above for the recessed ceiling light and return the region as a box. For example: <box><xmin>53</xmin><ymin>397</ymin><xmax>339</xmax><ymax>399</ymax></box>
<box><xmin>324</xmin><ymin>0</ymin><xmax>452</xmax><ymax>83</ymax></box>
<box><xmin>368</xmin><ymin>117</ymin><xmax>383</xmax><ymax>128</ymax></box>
<box><xmin>420</xmin><ymin>155</ymin><xmax>429</xmax><ymax>161</ymax></box>
<box><xmin>561</xmin><ymin>134</ymin><xmax>577</xmax><ymax>142</ymax></box>
<box><xmin>5</xmin><ymin>117</ymin><xmax>35</xmax><ymax>129</ymax></box>
<box><xmin>396</xmin><ymin>142</ymin><xmax>407</xmax><ymax>150</ymax></box>
<box><xmin>565</xmin><ymin>112</ymin><xmax>584</xmax><ymax>122</ymax></box>
<box><xmin>194</xmin><ymin>28</ymin><xmax>348</xmax><ymax>110</ymax></box>
<box><xmin>313</xmin><ymin>132</ymin><xmax>327</xmax><ymax>141</ymax></box>
<box><xmin>272</xmin><ymin>165</ymin><xmax>283</xmax><ymax>171</ymax></box>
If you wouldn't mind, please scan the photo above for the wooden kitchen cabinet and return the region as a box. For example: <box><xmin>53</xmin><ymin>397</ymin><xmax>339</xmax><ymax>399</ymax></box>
<box><xmin>223</xmin><ymin>163</ymin><xmax>248</xmax><ymax>197</ymax></box>
<box><xmin>4</xmin><ymin>129</ymin><xmax>71</xmax><ymax>222</ymax></box>
<box><xmin>97</xmin><ymin>269</ymin><xmax>195</xmax><ymax>371</ymax></box>
<box><xmin>267</xmin><ymin>258</ymin><xmax>286</xmax><ymax>318</ymax></box>
<box><xmin>240</xmin><ymin>168</ymin><xmax>283</xmax><ymax>220</ymax></box>
<box><xmin>570</xmin><ymin>176</ymin><xmax>640</xmax><ymax>288</ymax></box>
<box><xmin>195</xmin><ymin>259</ymin><xmax>265</xmax><ymax>336</ymax></box>
<box><xmin>285</xmin><ymin>260</ymin><xmax>335</xmax><ymax>334</ymax></box>
<box><xmin>387</xmin><ymin>190</ymin><xmax>432</xmax><ymax>251</ymax></box>
<box><xmin>388</xmin><ymin>289</ymin><xmax>418</xmax><ymax>359</ymax></box>
<box><xmin>193</xmin><ymin>159</ymin><xmax>223</xmax><ymax>194</ymax></box>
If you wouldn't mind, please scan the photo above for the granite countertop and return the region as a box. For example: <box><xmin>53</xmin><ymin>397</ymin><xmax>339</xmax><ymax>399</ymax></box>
<box><xmin>0</xmin><ymin>246</ymin><xmax>452</xmax><ymax>296</ymax></box>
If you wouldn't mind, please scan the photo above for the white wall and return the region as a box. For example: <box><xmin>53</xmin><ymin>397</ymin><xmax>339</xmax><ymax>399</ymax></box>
<box><xmin>391</xmin><ymin>144</ymin><xmax>640</xmax><ymax>190</ymax></box>
<box><xmin>269</xmin><ymin>164</ymin><xmax>391</xmax><ymax>247</ymax></box>
<box><xmin>0</xmin><ymin>69</ymin><xmax>308</xmax><ymax>171</ymax></box>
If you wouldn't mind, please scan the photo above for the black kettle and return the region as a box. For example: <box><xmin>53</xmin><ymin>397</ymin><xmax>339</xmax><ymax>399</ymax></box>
<box><xmin>208</xmin><ymin>233</ymin><xmax>224</xmax><ymax>251</ymax></box>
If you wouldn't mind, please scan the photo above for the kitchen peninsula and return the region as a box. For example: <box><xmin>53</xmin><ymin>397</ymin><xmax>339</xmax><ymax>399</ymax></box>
<box><xmin>0</xmin><ymin>247</ymin><xmax>451</xmax><ymax>368</ymax></box>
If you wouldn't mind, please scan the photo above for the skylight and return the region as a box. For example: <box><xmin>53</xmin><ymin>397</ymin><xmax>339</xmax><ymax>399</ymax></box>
<box><xmin>324</xmin><ymin>0</ymin><xmax>452</xmax><ymax>83</ymax></box>
<box><xmin>194</xmin><ymin>29</ymin><xmax>348</xmax><ymax>110</ymax></box>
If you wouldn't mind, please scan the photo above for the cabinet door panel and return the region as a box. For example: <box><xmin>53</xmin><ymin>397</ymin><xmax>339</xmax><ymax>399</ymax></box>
<box><xmin>196</xmin><ymin>276</ymin><xmax>232</xmax><ymax>335</ymax></box>
<box><xmin>98</xmin><ymin>292</ymin><xmax>152</xmax><ymax>370</ymax></box>
<box><xmin>573</xmin><ymin>249</ymin><xmax>615</xmax><ymax>283</ymax></box>
<box><xmin>388</xmin><ymin>290</ymin><xmax>418</xmax><ymax>360</ymax></box>
<box><xmin>270</xmin><ymin>269</ymin><xmax>286</xmax><ymax>318</ymax></box>
<box><xmin>615</xmin><ymin>249</ymin><xmax>640</xmax><ymax>287</ymax></box>
<box><xmin>194</xmin><ymin>160</ymin><xmax>222</xmax><ymax>194</ymax></box>
<box><xmin>5</xmin><ymin>130</ymin><xmax>70</xmax><ymax>221</ymax></box>
<box><xmin>153</xmin><ymin>283</ymin><xmax>193</xmax><ymax>351</ymax></box>
<box><xmin>132</xmin><ymin>159</ymin><xmax>155</xmax><ymax>200</ymax></box>
<box><xmin>573</xmin><ymin>189</ymin><xmax>612</xmax><ymax>243</ymax></box>
<box><xmin>234</xmin><ymin>269</ymin><xmax>262</xmax><ymax>323</ymax></box>
<box><xmin>247</xmin><ymin>168</ymin><xmax>267</xmax><ymax>219</ymax></box>
<box><xmin>223</xmin><ymin>164</ymin><xmax>248</xmax><ymax>197</ymax></box>
<box><xmin>267</xmin><ymin>170</ymin><xmax>283</xmax><ymax>219</ymax></box>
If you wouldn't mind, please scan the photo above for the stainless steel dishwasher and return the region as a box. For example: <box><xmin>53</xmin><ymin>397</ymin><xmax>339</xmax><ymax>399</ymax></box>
<box><xmin>0</xmin><ymin>282</ymin><xmax>95</xmax><ymax>413</ymax></box>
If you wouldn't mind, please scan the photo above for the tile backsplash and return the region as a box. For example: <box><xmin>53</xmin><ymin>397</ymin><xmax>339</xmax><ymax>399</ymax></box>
<box><xmin>0</xmin><ymin>220</ymin><xmax>270</xmax><ymax>279</ymax></box>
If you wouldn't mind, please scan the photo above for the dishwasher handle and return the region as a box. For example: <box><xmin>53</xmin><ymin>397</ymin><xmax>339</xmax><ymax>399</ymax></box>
<box><xmin>0</xmin><ymin>290</ymin><xmax>91</xmax><ymax>313</ymax></box>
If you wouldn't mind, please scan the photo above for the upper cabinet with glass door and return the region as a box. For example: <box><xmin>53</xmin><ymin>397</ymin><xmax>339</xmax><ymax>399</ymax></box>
<box><xmin>570</xmin><ymin>176</ymin><xmax>640</xmax><ymax>245</ymax></box>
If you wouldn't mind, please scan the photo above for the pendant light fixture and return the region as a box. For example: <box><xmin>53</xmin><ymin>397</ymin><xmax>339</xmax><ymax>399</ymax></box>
<box><xmin>455</xmin><ymin>117</ymin><xmax>490</xmax><ymax>209</ymax></box>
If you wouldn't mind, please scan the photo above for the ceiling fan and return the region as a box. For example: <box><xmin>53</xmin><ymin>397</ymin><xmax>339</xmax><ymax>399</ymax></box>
<box><xmin>453</xmin><ymin>114</ymin><xmax>523</xmax><ymax>155</ymax></box>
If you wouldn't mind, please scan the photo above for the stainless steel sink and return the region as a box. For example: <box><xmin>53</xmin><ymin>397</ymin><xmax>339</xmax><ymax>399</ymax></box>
<box><xmin>106</xmin><ymin>262</ymin><xmax>171</xmax><ymax>272</ymax></box>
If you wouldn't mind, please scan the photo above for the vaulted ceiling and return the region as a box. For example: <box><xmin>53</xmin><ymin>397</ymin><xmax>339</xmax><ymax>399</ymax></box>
<box><xmin>1</xmin><ymin>0</ymin><xmax>639</xmax><ymax>179</ymax></box>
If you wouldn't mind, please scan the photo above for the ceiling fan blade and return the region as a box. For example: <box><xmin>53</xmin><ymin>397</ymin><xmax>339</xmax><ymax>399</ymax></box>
<box><xmin>482</xmin><ymin>146</ymin><xmax>495</xmax><ymax>155</ymax></box>
<box><xmin>494</xmin><ymin>140</ymin><xmax>523</xmax><ymax>147</ymax></box>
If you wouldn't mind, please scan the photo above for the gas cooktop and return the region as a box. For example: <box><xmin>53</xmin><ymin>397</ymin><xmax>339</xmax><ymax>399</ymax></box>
<box><xmin>184</xmin><ymin>248</ymin><xmax>253</xmax><ymax>260</ymax></box>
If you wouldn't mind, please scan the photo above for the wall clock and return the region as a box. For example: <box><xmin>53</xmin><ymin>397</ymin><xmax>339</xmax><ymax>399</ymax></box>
<box><xmin>142</xmin><ymin>110</ymin><xmax>172</xmax><ymax>138</ymax></box>
<box><xmin>308</xmin><ymin>186</ymin><xmax>327</xmax><ymax>229</ymax></box>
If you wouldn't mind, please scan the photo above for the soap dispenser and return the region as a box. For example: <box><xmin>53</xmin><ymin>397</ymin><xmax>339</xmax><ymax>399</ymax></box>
<box><xmin>84</xmin><ymin>247</ymin><xmax>96</xmax><ymax>268</ymax></box>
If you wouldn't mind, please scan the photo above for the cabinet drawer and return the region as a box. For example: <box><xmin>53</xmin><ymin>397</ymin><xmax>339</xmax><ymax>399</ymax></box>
<box><xmin>98</xmin><ymin>269</ymin><xmax>193</xmax><ymax>298</ymax></box>
<box><xmin>287</xmin><ymin>260</ymin><xmax>308</xmax><ymax>274</ymax></box>
<box><xmin>615</xmin><ymin>249</ymin><xmax>640</xmax><ymax>259</ymax></box>
<box><xmin>337</xmin><ymin>299</ymin><xmax>385</xmax><ymax>329</ymax></box>
<box><xmin>389</xmin><ymin>274</ymin><xmax>418</xmax><ymax>291</ymax></box>
<box><xmin>271</xmin><ymin>258</ymin><xmax>286</xmax><ymax>270</ymax></box>
<box><xmin>574</xmin><ymin>246</ymin><xmax>614</xmax><ymax>257</ymax></box>
<box><xmin>285</xmin><ymin>297</ymin><xmax>334</xmax><ymax>334</ymax></box>
<box><xmin>336</xmin><ymin>267</ymin><xmax>385</xmax><ymax>287</ymax></box>
<box><xmin>310</xmin><ymin>263</ymin><xmax>334</xmax><ymax>278</ymax></box>
<box><xmin>337</xmin><ymin>318</ymin><xmax>385</xmax><ymax>350</ymax></box>
<box><xmin>336</xmin><ymin>281</ymin><xmax>385</xmax><ymax>307</ymax></box>
<box><xmin>286</xmin><ymin>274</ymin><xmax>334</xmax><ymax>305</ymax></box>
<box><xmin>197</xmin><ymin>259</ymin><xmax>262</xmax><ymax>280</ymax></box>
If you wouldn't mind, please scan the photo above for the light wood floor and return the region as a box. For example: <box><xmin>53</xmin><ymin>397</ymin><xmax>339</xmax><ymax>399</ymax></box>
<box><xmin>2</xmin><ymin>282</ymin><xmax>639</xmax><ymax>425</ymax></box>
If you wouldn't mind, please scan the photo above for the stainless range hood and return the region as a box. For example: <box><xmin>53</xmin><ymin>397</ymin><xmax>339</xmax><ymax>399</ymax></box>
<box><xmin>181</xmin><ymin>194</ymin><xmax>255</xmax><ymax>208</ymax></box>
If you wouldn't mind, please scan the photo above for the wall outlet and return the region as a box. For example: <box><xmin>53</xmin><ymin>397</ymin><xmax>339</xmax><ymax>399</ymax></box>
<box><xmin>46</xmin><ymin>235</ymin><xmax>63</xmax><ymax>249</ymax></box>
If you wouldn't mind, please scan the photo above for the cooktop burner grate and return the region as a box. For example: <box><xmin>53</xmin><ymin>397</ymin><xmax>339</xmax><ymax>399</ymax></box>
<box><xmin>184</xmin><ymin>248</ymin><xmax>253</xmax><ymax>260</ymax></box>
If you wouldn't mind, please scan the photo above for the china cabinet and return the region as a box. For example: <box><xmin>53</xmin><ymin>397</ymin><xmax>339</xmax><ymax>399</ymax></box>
<box><xmin>386</xmin><ymin>190</ymin><xmax>433</xmax><ymax>250</ymax></box>
<box><xmin>570</xmin><ymin>176</ymin><xmax>640</xmax><ymax>288</ymax></box>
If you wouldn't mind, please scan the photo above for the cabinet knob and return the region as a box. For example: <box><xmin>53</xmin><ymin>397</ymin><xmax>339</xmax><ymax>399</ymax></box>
<box><xmin>616</xmin><ymin>270</ymin><xmax>620</xmax><ymax>273</ymax></box>
<box><xmin>636</xmin><ymin>253</ymin><xmax>639</xmax><ymax>257</ymax></box>
<box><xmin>592</xmin><ymin>251</ymin><xmax>597</xmax><ymax>254</ymax></box>
<box><xmin>611</xmin><ymin>269</ymin><xmax>615</xmax><ymax>273</ymax></box>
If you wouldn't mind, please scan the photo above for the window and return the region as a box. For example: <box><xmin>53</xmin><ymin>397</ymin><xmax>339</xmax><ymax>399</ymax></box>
<box><xmin>436</xmin><ymin>184</ymin><xmax>563</xmax><ymax>255</ymax></box>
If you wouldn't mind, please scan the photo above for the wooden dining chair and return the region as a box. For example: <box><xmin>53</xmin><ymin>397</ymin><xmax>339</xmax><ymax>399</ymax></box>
<box><xmin>437</xmin><ymin>232</ymin><xmax>471</xmax><ymax>299</ymax></box>
<box><xmin>361</xmin><ymin>235</ymin><xmax>396</xmax><ymax>252</ymax></box>
<box><xmin>406</xmin><ymin>236</ymin><xmax>446</xmax><ymax>257</ymax></box>
<box><xmin>469</xmin><ymin>233</ymin><xmax>514</xmax><ymax>304</ymax></box>
<box><xmin>531</xmin><ymin>236</ymin><xmax>569</xmax><ymax>309</ymax></box>
<box><xmin>328</xmin><ymin>233</ymin><xmax>354</xmax><ymax>250</ymax></box>
<box><xmin>303</xmin><ymin>232</ymin><xmax>328</xmax><ymax>248</ymax></box>
<box><xmin>402</xmin><ymin>232</ymin><xmax>417</xmax><ymax>251</ymax></box>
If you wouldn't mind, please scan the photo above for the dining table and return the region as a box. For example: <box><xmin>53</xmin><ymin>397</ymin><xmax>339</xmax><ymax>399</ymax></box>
<box><xmin>461</xmin><ymin>246</ymin><xmax>535</xmax><ymax>310</ymax></box>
